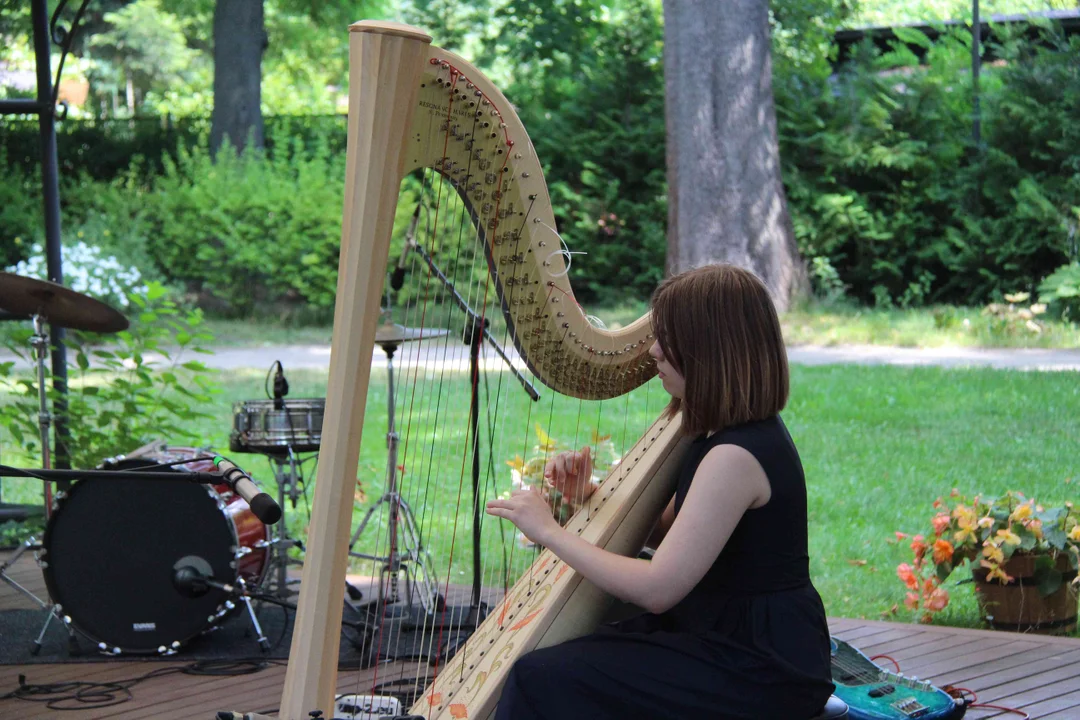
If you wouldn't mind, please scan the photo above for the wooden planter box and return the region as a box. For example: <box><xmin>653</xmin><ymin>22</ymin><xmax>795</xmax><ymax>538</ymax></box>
<box><xmin>973</xmin><ymin>553</ymin><xmax>1078</xmax><ymax>635</ymax></box>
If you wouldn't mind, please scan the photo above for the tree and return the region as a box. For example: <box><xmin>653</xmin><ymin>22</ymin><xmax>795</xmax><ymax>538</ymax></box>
<box><xmin>211</xmin><ymin>0</ymin><xmax>266</xmax><ymax>154</ymax></box>
<box><xmin>662</xmin><ymin>0</ymin><xmax>807</xmax><ymax>310</ymax></box>
<box><xmin>89</xmin><ymin>0</ymin><xmax>198</xmax><ymax>115</ymax></box>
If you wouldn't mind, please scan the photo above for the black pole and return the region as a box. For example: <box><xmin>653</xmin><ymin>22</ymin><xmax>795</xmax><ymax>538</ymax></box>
<box><xmin>467</xmin><ymin>317</ymin><xmax>484</xmax><ymax>610</ymax></box>
<box><xmin>29</xmin><ymin>0</ymin><xmax>70</xmax><ymax>471</ymax></box>
<box><xmin>972</xmin><ymin>0</ymin><xmax>982</xmax><ymax>148</ymax></box>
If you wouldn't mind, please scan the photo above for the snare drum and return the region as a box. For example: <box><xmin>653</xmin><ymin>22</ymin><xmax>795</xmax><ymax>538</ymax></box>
<box><xmin>41</xmin><ymin>443</ymin><xmax>270</xmax><ymax>654</ymax></box>
<box><xmin>230</xmin><ymin>398</ymin><xmax>325</xmax><ymax>454</ymax></box>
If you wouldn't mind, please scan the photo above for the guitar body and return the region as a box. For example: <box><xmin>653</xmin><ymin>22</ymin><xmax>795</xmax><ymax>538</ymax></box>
<box><xmin>830</xmin><ymin>637</ymin><xmax>966</xmax><ymax>720</ymax></box>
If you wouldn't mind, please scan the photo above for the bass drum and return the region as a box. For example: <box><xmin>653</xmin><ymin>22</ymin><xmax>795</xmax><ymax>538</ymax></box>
<box><xmin>41</xmin><ymin>444</ymin><xmax>270</xmax><ymax>654</ymax></box>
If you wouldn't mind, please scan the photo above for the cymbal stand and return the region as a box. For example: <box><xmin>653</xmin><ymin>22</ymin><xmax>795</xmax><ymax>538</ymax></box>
<box><xmin>0</xmin><ymin>316</ymin><xmax>56</xmax><ymax>622</ymax></box>
<box><xmin>348</xmin><ymin>339</ymin><xmax>441</xmax><ymax>616</ymax></box>
<box><xmin>260</xmin><ymin>447</ymin><xmax>305</xmax><ymax>600</ymax></box>
<box><xmin>31</xmin><ymin>315</ymin><xmax>53</xmax><ymax>503</ymax></box>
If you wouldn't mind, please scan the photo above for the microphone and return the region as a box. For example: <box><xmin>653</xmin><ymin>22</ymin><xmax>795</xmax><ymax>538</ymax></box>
<box><xmin>272</xmin><ymin>361</ymin><xmax>289</xmax><ymax>410</ymax></box>
<box><xmin>172</xmin><ymin>555</ymin><xmax>236</xmax><ymax>597</ymax></box>
<box><xmin>391</xmin><ymin>203</ymin><xmax>422</xmax><ymax>291</ymax></box>
<box><xmin>213</xmin><ymin>457</ymin><xmax>282</xmax><ymax>525</ymax></box>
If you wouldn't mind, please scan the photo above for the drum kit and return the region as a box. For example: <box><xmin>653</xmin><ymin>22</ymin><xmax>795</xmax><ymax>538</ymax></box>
<box><xmin>0</xmin><ymin>272</ymin><xmax>451</xmax><ymax>657</ymax></box>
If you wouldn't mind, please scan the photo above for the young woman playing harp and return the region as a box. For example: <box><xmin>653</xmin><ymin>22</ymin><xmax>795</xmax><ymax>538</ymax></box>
<box><xmin>487</xmin><ymin>264</ymin><xmax>834</xmax><ymax>719</ymax></box>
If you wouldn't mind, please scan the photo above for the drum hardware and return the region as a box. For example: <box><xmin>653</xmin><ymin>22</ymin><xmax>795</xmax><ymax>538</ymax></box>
<box><xmin>232</xmin><ymin>362</ymin><xmax>323</xmax><ymax>600</ymax></box>
<box><xmin>0</xmin><ymin>536</ymin><xmax>48</xmax><ymax>609</ymax></box>
<box><xmin>173</xmin><ymin>556</ymin><xmax>270</xmax><ymax>652</ymax></box>
<box><xmin>260</xmin><ymin>448</ymin><xmax>307</xmax><ymax>601</ymax></box>
<box><xmin>347</xmin><ymin>324</ymin><xmax>448</xmax><ymax>616</ymax></box>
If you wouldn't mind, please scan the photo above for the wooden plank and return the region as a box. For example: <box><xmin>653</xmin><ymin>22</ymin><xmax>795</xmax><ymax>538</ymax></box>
<box><xmin>898</xmin><ymin>638</ymin><xmax>1042</xmax><ymax>679</ymax></box>
<box><xmin>967</xmin><ymin>647</ymin><xmax>1080</xmax><ymax>698</ymax></box>
<box><xmin>1016</xmin><ymin>693</ymin><xmax>1080</xmax><ymax>718</ymax></box>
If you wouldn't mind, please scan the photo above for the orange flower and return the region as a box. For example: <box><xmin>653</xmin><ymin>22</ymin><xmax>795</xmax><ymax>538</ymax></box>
<box><xmin>932</xmin><ymin>539</ymin><xmax>954</xmax><ymax>565</ymax></box>
<box><xmin>931</xmin><ymin>513</ymin><xmax>951</xmax><ymax>536</ymax></box>
<box><xmin>925</xmin><ymin>587</ymin><xmax>949</xmax><ymax>612</ymax></box>
<box><xmin>910</xmin><ymin>535</ymin><xmax>928</xmax><ymax>562</ymax></box>
<box><xmin>895</xmin><ymin>531</ymin><xmax>909</xmax><ymax>541</ymax></box>
<box><xmin>904</xmin><ymin>592</ymin><xmax>920</xmax><ymax>610</ymax></box>
<box><xmin>897</xmin><ymin>563</ymin><xmax>919</xmax><ymax>590</ymax></box>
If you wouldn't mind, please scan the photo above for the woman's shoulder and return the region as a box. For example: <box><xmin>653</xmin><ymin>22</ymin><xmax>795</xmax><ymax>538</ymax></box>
<box><xmin>699</xmin><ymin>414</ymin><xmax>785</xmax><ymax>443</ymax></box>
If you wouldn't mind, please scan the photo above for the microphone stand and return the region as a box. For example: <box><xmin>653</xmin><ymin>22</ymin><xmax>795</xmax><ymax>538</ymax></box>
<box><xmin>409</xmin><ymin>243</ymin><xmax>539</xmax><ymax>609</ymax></box>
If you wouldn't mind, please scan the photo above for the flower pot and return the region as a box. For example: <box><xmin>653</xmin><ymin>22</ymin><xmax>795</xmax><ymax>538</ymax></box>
<box><xmin>973</xmin><ymin>553</ymin><xmax>1078</xmax><ymax>635</ymax></box>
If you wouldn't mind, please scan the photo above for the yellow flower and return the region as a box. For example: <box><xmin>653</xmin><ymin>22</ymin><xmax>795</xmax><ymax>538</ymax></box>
<box><xmin>982</xmin><ymin>544</ymin><xmax>1005</xmax><ymax>564</ymax></box>
<box><xmin>954</xmin><ymin>519</ymin><xmax>977</xmax><ymax>545</ymax></box>
<box><xmin>952</xmin><ymin>505</ymin><xmax>976</xmax><ymax>524</ymax></box>
<box><xmin>984</xmin><ymin>562</ymin><xmax>1013</xmax><ymax>584</ymax></box>
<box><xmin>1009</xmin><ymin>502</ymin><xmax>1033</xmax><ymax>524</ymax></box>
<box><xmin>996</xmin><ymin>529</ymin><xmax>1021</xmax><ymax>546</ymax></box>
<box><xmin>978</xmin><ymin>515</ymin><xmax>994</xmax><ymax>528</ymax></box>
<box><xmin>534</xmin><ymin>424</ymin><xmax>558</xmax><ymax>452</ymax></box>
<box><xmin>1068</xmin><ymin>525</ymin><xmax>1080</xmax><ymax>542</ymax></box>
<box><xmin>505</xmin><ymin>455</ymin><xmax>526</xmax><ymax>473</ymax></box>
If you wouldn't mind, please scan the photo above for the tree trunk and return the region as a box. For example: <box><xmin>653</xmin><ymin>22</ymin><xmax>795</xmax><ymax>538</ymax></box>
<box><xmin>211</xmin><ymin>0</ymin><xmax>265</xmax><ymax>155</ymax></box>
<box><xmin>663</xmin><ymin>0</ymin><xmax>807</xmax><ymax>310</ymax></box>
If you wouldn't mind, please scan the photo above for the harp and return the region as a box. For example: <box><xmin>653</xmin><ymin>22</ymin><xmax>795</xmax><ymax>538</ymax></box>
<box><xmin>277</xmin><ymin>21</ymin><xmax>691</xmax><ymax>719</ymax></box>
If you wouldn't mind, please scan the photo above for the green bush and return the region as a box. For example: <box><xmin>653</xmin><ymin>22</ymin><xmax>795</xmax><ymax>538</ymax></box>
<box><xmin>0</xmin><ymin>154</ymin><xmax>41</xmax><ymax>268</ymax></box>
<box><xmin>141</xmin><ymin>132</ymin><xmax>346</xmax><ymax>316</ymax></box>
<box><xmin>776</xmin><ymin>24</ymin><xmax>1080</xmax><ymax>307</ymax></box>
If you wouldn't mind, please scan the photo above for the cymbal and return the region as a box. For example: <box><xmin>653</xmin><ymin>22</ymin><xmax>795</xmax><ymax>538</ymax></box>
<box><xmin>0</xmin><ymin>273</ymin><xmax>130</xmax><ymax>333</ymax></box>
<box><xmin>374</xmin><ymin>322</ymin><xmax>450</xmax><ymax>345</ymax></box>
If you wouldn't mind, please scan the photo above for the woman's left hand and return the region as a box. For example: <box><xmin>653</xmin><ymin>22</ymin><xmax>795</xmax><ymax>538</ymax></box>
<box><xmin>486</xmin><ymin>487</ymin><xmax>562</xmax><ymax>546</ymax></box>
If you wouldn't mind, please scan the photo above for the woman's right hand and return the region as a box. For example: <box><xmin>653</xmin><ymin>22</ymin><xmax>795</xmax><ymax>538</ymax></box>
<box><xmin>544</xmin><ymin>445</ymin><xmax>594</xmax><ymax>501</ymax></box>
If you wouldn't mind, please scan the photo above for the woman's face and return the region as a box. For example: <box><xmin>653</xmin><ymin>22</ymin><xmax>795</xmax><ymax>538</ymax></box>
<box><xmin>649</xmin><ymin>340</ymin><xmax>686</xmax><ymax>399</ymax></box>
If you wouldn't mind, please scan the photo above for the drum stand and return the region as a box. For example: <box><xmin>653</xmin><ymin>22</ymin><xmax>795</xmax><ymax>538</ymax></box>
<box><xmin>348</xmin><ymin>339</ymin><xmax>441</xmax><ymax>616</ymax></box>
<box><xmin>260</xmin><ymin>447</ymin><xmax>305</xmax><ymax>600</ymax></box>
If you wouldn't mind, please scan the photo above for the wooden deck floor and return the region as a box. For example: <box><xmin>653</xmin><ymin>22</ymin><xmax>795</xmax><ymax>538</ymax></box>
<box><xmin>2</xmin><ymin>548</ymin><xmax>1080</xmax><ymax>719</ymax></box>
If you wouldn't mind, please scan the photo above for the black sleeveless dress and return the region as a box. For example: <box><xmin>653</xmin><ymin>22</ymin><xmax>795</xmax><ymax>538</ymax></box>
<box><xmin>494</xmin><ymin>415</ymin><xmax>835</xmax><ymax>720</ymax></box>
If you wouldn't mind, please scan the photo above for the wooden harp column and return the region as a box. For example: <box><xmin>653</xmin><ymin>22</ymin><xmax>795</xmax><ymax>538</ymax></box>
<box><xmin>279</xmin><ymin>20</ymin><xmax>688</xmax><ymax>719</ymax></box>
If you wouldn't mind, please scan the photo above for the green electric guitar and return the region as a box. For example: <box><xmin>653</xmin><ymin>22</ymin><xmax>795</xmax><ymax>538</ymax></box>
<box><xmin>830</xmin><ymin>637</ymin><xmax>967</xmax><ymax>720</ymax></box>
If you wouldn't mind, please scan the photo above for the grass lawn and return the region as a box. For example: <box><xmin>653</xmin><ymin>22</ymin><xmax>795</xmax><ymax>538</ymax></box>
<box><xmin>1</xmin><ymin>362</ymin><xmax>1077</xmax><ymax>637</ymax></box>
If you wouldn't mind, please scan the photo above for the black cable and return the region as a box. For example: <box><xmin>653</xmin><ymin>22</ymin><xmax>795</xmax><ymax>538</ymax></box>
<box><xmin>264</xmin><ymin>360</ymin><xmax>282</xmax><ymax>401</ymax></box>
<box><xmin>371</xmin><ymin>676</ymin><xmax>428</xmax><ymax>708</ymax></box>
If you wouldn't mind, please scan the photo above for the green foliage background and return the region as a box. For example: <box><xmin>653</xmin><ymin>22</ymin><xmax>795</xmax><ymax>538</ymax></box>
<box><xmin>2</xmin><ymin>0</ymin><xmax>1079</xmax><ymax>313</ymax></box>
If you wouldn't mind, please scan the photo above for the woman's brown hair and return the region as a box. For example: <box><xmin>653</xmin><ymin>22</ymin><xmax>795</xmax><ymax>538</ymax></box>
<box><xmin>650</xmin><ymin>264</ymin><xmax>789</xmax><ymax>436</ymax></box>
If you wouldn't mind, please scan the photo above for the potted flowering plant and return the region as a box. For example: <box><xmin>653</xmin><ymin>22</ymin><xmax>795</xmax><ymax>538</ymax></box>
<box><xmin>896</xmin><ymin>490</ymin><xmax>1080</xmax><ymax>633</ymax></box>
